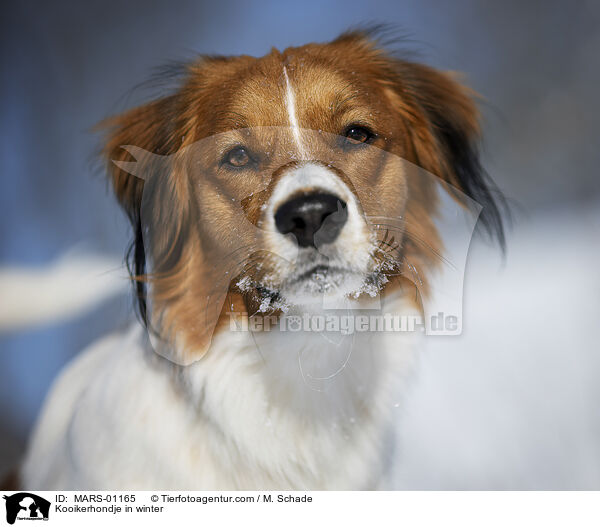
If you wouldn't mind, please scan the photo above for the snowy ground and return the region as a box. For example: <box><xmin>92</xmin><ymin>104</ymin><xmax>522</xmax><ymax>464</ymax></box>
<box><xmin>393</xmin><ymin>203</ymin><xmax>600</xmax><ymax>489</ymax></box>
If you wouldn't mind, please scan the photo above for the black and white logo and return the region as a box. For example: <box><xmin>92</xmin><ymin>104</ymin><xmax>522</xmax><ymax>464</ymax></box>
<box><xmin>3</xmin><ymin>493</ymin><xmax>50</xmax><ymax>524</ymax></box>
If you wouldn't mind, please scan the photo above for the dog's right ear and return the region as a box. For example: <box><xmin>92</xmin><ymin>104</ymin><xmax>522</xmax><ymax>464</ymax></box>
<box><xmin>100</xmin><ymin>95</ymin><xmax>182</xmax><ymax>222</ymax></box>
<box><xmin>99</xmin><ymin>94</ymin><xmax>192</xmax><ymax>326</ymax></box>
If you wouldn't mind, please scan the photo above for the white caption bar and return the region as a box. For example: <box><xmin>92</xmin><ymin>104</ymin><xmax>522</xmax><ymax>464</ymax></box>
<box><xmin>1</xmin><ymin>491</ymin><xmax>599</xmax><ymax>526</ymax></box>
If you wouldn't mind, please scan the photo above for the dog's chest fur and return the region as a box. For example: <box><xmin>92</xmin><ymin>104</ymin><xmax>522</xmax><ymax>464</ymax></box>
<box><xmin>22</xmin><ymin>316</ymin><xmax>416</xmax><ymax>490</ymax></box>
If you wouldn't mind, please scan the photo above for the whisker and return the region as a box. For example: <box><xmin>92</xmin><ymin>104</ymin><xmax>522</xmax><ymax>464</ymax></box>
<box><xmin>222</xmin><ymin>241</ymin><xmax>261</xmax><ymax>261</ymax></box>
<box><xmin>369</xmin><ymin>221</ymin><xmax>455</xmax><ymax>269</ymax></box>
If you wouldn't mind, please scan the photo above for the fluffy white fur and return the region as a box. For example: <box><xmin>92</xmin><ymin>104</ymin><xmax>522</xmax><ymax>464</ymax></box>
<box><xmin>22</xmin><ymin>304</ymin><xmax>416</xmax><ymax>490</ymax></box>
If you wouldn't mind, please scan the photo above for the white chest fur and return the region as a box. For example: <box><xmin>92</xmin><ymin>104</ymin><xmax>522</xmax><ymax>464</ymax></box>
<box><xmin>22</xmin><ymin>313</ymin><xmax>417</xmax><ymax>490</ymax></box>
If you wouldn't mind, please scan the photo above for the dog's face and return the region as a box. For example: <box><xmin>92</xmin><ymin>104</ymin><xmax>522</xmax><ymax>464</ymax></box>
<box><xmin>103</xmin><ymin>31</ymin><xmax>503</xmax><ymax>361</ymax></box>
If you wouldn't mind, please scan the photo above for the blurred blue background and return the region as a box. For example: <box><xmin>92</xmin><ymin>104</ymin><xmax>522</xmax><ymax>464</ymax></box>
<box><xmin>1</xmin><ymin>0</ymin><xmax>599</xmax><ymax>488</ymax></box>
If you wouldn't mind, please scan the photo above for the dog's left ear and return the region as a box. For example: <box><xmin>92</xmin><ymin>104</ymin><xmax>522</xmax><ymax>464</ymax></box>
<box><xmin>384</xmin><ymin>60</ymin><xmax>506</xmax><ymax>248</ymax></box>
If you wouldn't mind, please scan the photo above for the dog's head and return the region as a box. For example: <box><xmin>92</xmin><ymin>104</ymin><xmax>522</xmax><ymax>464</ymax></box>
<box><xmin>102</xmin><ymin>30</ymin><xmax>504</xmax><ymax>362</ymax></box>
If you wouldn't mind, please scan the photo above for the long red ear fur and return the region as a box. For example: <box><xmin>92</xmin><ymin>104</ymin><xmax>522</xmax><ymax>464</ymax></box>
<box><xmin>363</xmin><ymin>39</ymin><xmax>504</xmax><ymax>306</ymax></box>
<box><xmin>391</xmin><ymin>61</ymin><xmax>505</xmax><ymax>248</ymax></box>
<box><xmin>99</xmin><ymin>96</ymin><xmax>217</xmax><ymax>363</ymax></box>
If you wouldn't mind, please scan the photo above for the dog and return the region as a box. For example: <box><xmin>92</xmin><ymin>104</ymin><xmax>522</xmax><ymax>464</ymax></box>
<box><xmin>20</xmin><ymin>28</ymin><xmax>503</xmax><ymax>490</ymax></box>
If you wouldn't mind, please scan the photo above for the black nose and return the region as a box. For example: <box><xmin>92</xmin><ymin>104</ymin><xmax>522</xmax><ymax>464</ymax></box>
<box><xmin>274</xmin><ymin>192</ymin><xmax>348</xmax><ymax>248</ymax></box>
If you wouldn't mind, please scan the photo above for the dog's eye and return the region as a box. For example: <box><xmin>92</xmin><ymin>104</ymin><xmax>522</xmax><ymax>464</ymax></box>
<box><xmin>344</xmin><ymin>125</ymin><xmax>375</xmax><ymax>145</ymax></box>
<box><xmin>224</xmin><ymin>146</ymin><xmax>250</xmax><ymax>167</ymax></box>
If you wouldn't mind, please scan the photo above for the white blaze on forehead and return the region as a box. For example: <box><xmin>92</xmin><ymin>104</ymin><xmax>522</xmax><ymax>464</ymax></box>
<box><xmin>283</xmin><ymin>66</ymin><xmax>307</xmax><ymax>159</ymax></box>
